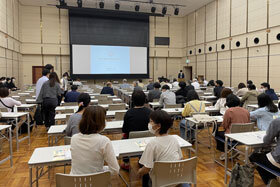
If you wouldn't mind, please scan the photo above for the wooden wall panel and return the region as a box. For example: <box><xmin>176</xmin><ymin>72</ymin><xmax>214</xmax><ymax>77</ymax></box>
<box><xmin>205</xmin><ymin>1</ymin><xmax>216</xmax><ymax>42</ymax></box>
<box><xmin>155</xmin><ymin>17</ymin><xmax>168</xmax><ymax>37</ymax></box>
<box><xmin>248</xmin><ymin>46</ymin><xmax>268</xmax><ymax>87</ymax></box>
<box><xmin>232</xmin><ymin>49</ymin><xmax>248</xmax><ymax>87</ymax></box>
<box><xmin>0</xmin><ymin>0</ymin><xmax>7</xmax><ymax>33</ymax></box>
<box><xmin>13</xmin><ymin>0</ymin><xmax>19</xmax><ymax>40</ymax></box>
<box><xmin>170</xmin><ymin>17</ymin><xmax>184</xmax><ymax>48</ymax></box>
<box><xmin>268</xmin><ymin>26</ymin><xmax>280</xmax><ymax>44</ymax></box>
<box><xmin>197</xmin><ymin>54</ymin><xmax>205</xmax><ymax>77</ymax></box>
<box><xmin>269</xmin><ymin>0</ymin><xmax>280</xmax><ymax>27</ymax></box>
<box><xmin>7</xmin><ymin>0</ymin><xmax>13</xmax><ymax>37</ymax></box>
<box><xmin>231</xmin><ymin>0</ymin><xmax>247</xmax><ymax>36</ymax></box>
<box><xmin>195</xmin><ymin>7</ymin><xmax>205</xmax><ymax>45</ymax></box>
<box><xmin>187</xmin><ymin>13</ymin><xmax>195</xmax><ymax>47</ymax></box>
<box><xmin>61</xmin><ymin>56</ymin><xmax>70</xmax><ymax>76</ymax></box>
<box><xmin>149</xmin><ymin>17</ymin><xmax>155</xmax><ymax>48</ymax></box>
<box><xmin>22</xmin><ymin>55</ymin><xmax>42</xmax><ymax>84</ymax></box>
<box><xmin>206</xmin><ymin>53</ymin><xmax>217</xmax><ymax>81</ymax></box>
<box><xmin>60</xmin><ymin>9</ymin><xmax>69</xmax><ymax>44</ymax></box>
<box><xmin>217</xmin><ymin>0</ymin><xmax>230</xmax><ymax>39</ymax></box>
<box><xmin>269</xmin><ymin>44</ymin><xmax>280</xmax><ymax>91</ymax></box>
<box><xmin>21</xmin><ymin>6</ymin><xmax>40</xmax><ymax>43</ymax></box>
<box><xmin>217</xmin><ymin>51</ymin><xmax>231</xmax><ymax>86</ymax></box>
<box><xmin>153</xmin><ymin>58</ymin><xmax>167</xmax><ymax>79</ymax></box>
<box><xmin>167</xmin><ymin>58</ymin><xmax>182</xmax><ymax>80</ymax></box>
<box><xmin>42</xmin><ymin>7</ymin><xmax>59</xmax><ymax>44</ymax></box>
<box><xmin>248</xmin><ymin>0</ymin><xmax>267</xmax><ymax>32</ymax></box>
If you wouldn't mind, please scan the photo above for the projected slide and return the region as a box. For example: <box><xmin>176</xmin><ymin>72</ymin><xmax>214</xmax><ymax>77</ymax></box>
<box><xmin>72</xmin><ymin>45</ymin><xmax>147</xmax><ymax>75</ymax></box>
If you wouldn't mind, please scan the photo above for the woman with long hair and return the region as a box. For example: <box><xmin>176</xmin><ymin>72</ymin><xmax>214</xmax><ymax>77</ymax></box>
<box><xmin>250</xmin><ymin>93</ymin><xmax>280</xmax><ymax>131</ymax></box>
<box><xmin>65</xmin><ymin>93</ymin><xmax>91</xmax><ymax>136</ymax></box>
<box><xmin>37</xmin><ymin>72</ymin><xmax>63</xmax><ymax>130</ymax></box>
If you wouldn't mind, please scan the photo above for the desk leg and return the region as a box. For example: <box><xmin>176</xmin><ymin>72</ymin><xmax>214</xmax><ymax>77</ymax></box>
<box><xmin>36</xmin><ymin>166</ymin><xmax>39</xmax><ymax>187</ymax></box>
<box><xmin>48</xmin><ymin>136</ymin><xmax>50</xmax><ymax>146</ymax></box>
<box><xmin>27</xmin><ymin>114</ymin><xmax>30</xmax><ymax>145</ymax></box>
<box><xmin>9</xmin><ymin>127</ymin><xmax>13</xmax><ymax>167</ymax></box>
<box><xmin>16</xmin><ymin>117</ymin><xmax>19</xmax><ymax>151</ymax></box>
<box><xmin>245</xmin><ymin>146</ymin><xmax>249</xmax><ymax>164</ymax></box>
<box><xmin>195</xmin><ymin>124</ymin><xmax>198</xmax><ymax>155</ymax></box>
<box><xmin>224</xmin><ymin>137</ymin><xmax>228</xmax><ymax>184</ymax></box>
<box><xmin>29</xmin><ymin>167</ymin><xmax>32</xmax><ymax>187</ymax></box>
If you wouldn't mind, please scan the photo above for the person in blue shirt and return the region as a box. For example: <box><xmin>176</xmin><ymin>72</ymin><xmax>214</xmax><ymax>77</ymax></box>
<box><xmin>64</xmin><ymin>85</ymin><xmax>80</xmax><ymax>102</ymax></box>
<box><xmin>101</xmin><ymin>82</ymin><xmax>114</xmax><ymax>96</ymax></box>
<box><xmin>250</xmin><ymin>93</ymin><xmax>280</xmax><ymax>131</ymax></box>
<box><xmin>119</xmin><ymin>79</ymin><xmax>131</xmax><ymax>90</ymax></box>
<box><xmin>260</xmin><ymin>82</ymin><xmax>278</xmax><ymax>101</ymax></box>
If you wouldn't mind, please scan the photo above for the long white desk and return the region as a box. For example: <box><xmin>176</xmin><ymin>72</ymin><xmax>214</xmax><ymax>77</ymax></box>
<box><xmin>224</xmin><ymin>131</ymin><xmax>266</xmax><ymax>184</ymax></box>
<box><xmin>0</xmin><ymin>125</ymin><xmax>13</xmax><ymax>167</ymax></box>
<box><xmin>55</xmin><ymin>104</ymin><xmax>129</xmax><ymax>113</ymax></box>
<box><xmin>26</xmin><ymin>98</ymin><xmax>123</xmax><ymax>105</ymax></box>
<box><xmin>200</xmin><ymin>96</ymin><xmax>217</xmax><ymax>100</ymax></box>
<box><xmin>162</xmin><ymin>107</ymin><xmax>220</xmax><ymax>115</ymax></box>
<box><xmin>28</xmin><ymin>135</ymin><xmax>191</xmax><ymax>187</ymax></box>
<box><xmin>149</xmin><ymin>101</ymin><xmax>212</xmax><ymax>109</ymax></box>
<box><xmin>1</xmin><ymin>112</ymin><xmax>30</xmax><ymax>150</ymax></box>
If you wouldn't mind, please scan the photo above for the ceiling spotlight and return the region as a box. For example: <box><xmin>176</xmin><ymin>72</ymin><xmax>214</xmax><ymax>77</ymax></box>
<box><xmin>77</xmin><ymin>0</ymin><xmax>82</xmax><ymax>8</ymax></box>
<box><xmin>151</xmin><ymin>6</ymin><xmax>156</xmax><ymax>13</ymax></box>
<box><xmin>99</xmin><ymin>1</ymin><xmax>104</xmax><ymax>8</ymax></box>
<box><xmin>162</xmin><ymin>7</ymin><xmax>167</xmax><ymax>15</ymax></box>
<box><xmin>135</xmin><ymin>5</ymin><xmax>140</xmax><ymax>12</ymax></box>
<box><xmin>174</xmin><ymin>8</ymin><xmax>179</xmax><ymax>15</ymax></box>
<box><xmin>59</xmin><ymin>0</ymin><xmax>67</xmax><ymax>6</ymax></box>
<box><xmin>115</xmin><ymin>3</ymin><xmax>120</xmax><ymax>10</ymax></box>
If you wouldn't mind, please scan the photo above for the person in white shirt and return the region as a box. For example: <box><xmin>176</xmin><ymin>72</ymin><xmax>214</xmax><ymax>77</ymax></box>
<box><xmin>138</xmin><ymin>110</ymin><xmax>183</xmax><ymax>186</ymax></box>
<box><xmin>60</xmin><ymin>72</ymin><xmax>69</xmax><ymax>95</ymax></box>
<box><xmin>191</xmin><ymin>79</ymin><xmax>200</xmax><ymax>90</ymax></box>
<box><xmin>35</xmin><ymin>68</ymin><xmax>50</xmax><ymax>99</ymax></box>
<box><xmin>159</xmin><ymin>85</ymin><xmax>176</xmax><ymax>107</ymax></box>
<box><xmin>0</xmin><ymin>87</ymin><xmax>21</xmax><ymax>112</ymax></box>
<box><xmin>70</xmin><ymin>106</ymin><xmax>120</xmax><ymax>175</ymax></box>
<box><xmin>202</xmin><ymin>78</ymin><xmax>208</xmax><ymax>87</ymax></box>
<box><xmin>214</xmin><ymin>88</ymin><xmax>232</xmax><ymax>115</ymax></box>
<box><xmin>172</xmin><ymin>78</ymin><xmax>179</xmax><ymax>90</ymax></box>
<box><xmin>72</xmin><ymin>79</ymin><xmax>83</xmax><ymax>87</ymax></box>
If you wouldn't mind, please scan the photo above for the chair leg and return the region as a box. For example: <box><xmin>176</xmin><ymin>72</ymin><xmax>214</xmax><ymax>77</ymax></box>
<box><xmin>207</xmin><ymin>126</ymin><xmax>212</xmax><ymax>149</ymax></box>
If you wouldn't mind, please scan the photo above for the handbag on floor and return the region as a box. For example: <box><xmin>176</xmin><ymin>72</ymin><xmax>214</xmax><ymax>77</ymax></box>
<box><xmin>229</xmin><ymin>163</ymin><xmax>255</xmax><ymax>187</ymax></box>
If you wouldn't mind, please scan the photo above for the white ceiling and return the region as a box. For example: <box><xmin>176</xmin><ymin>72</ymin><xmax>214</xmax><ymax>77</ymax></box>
<box><xmin>19</xmin><ymin>0</ymin><xmax>214</xmax><ymax>16</ymax></box>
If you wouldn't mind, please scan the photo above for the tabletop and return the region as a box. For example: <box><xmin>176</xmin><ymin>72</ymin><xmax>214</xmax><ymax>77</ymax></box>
<box><xmin>1</xmin><ymin>112</ymin><xmax>29</xmax><ymax>118</ymax></box>
<box><xmin>0</xmin><ymin>125</ymin><xmax>12</xmax><ymax>131</ymax></box>
<box><xmin>225</xmin><ymin>131</ymin><xmax>266</xmax><ymax>146</ymax></box>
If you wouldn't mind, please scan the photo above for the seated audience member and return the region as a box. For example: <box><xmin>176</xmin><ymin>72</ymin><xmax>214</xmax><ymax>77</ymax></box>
<box><xmin>214</xmin><ymin>80</ymin><xmax>224</xmax><ymax>99</ymax></box>
<box><xmin>138</xmin><ymin>79</ymin><xmax>144</xmax><ymax>88</ymax></box>
<box><xmin>101</xmin><ymin>82</ymin><xmax>114</xmax><ymax>96</ymax></box>
<box><xmin>175</xmin><ymin>81</ymin><xmax>194</xmax><ymax>98</ymax></box>
<box><xmin>250</xmin><ymin>118</ymin><xmax>280</xmax><ymax>185</ymax></box>
<box><xmin>147</xmin><ymin>82</ymin><xmax>161</xmax><ymax>102</ymax></box>
<box><xmin>260</xmin><ymin>82</ymin><xmax>279</xmax><ymax>101</ymax></box>
<box><xmin>207</xmin><ymin>80</ymin><xmax>215</xmax><ymax>87</ymax></box>
<box><xmin>236</xmin><ymin>83</ymin><xmax>248</xmax><ymax>97</ymax></box>
<box><xmin>133</xmin><ymin>81</ymin><xmax>143</xmax><ymax>92</ymax></box>
<box><xmin>138</xmin><ymin>110</ymin><xmax>183</xmax><ymax>187</ymax></box>
<box><xmin>65</xmin><ymin>93</ymin><xmax>91</xmax><ymax>137</ymax></box>
<box><xmin>0</xmin><ymin>87</ymin><xmax>21</xmax><ymax>112</ymax></box>
<box><xmin>172</xmin><ymin>78</ymin><xmax>179</xmax><ymax>90</ymax></box>
<box><xmin>202</xmin><ymin>78</ymin><xmax>208</xmax><ymax>87</ymax></box>
<box><xmin>6</xmin><ymin>77</ymin><xmax>17</xmax><ymax>91</ymax></box>
<box><xmin>159</xmin><ymin>85</ymin><xmax>176</xmax><ymax>107</ymax></box>
<box><xmin>72</xmin><ymin>79</ymin><xmax>83</xmax><ymax>87</ymax></box>
<box><xmin>119</xmin><ymin>79</ymin><xmax>131</xmax><ymax>90</ymax></box>
<box><xmin>180</xmin><ymin>90</ymin><xmax>206</xmax><ymax>140</ymax></box>
<box><xmin>241</xmin><ymin>84</ymin><xmax>258</xmax><ymax>109</ymax></box>
<box><xmin>122</xmin><ymin>90</ymin><xmax>152</xmax><ymax>170</ymax></box>
<box><xmin>214</xmin><ymin>88</ymin><xmax>232</xmax><ymax>115</ymax></box>
<box><xmin>191</xmin><ymin>78</ymin><xmax>200</xmax><ymax>90</ymax></box>
<box><xmin>250</xmin><ymin>93</ymin><xmax>280</xmax><ymax>131</ymax></box>
<box><xmin>247</xmin><ymin>80</ymin><xmax>253</xmax><ymax>87</ymax></box>
<box><xmin>64</xmin><ymin>85</ymin><xmax>80</xmax><ymax>103</ymax></box>
<box><xmin>0</xmin><ymin>77</ymin><xmax>6</xmax><ymax>85</ymax></box>
<box><xmin>146</xmin><ymin>78</ymin><xmax>154</xmax><ymax>91</ymax></box>
<box><xmin>70</xmin><ymin>106</ymin><xmax>119</xmax><ymax>175</ymax></box>
<box><xmin>216</xmin><ymin>94</ymin><xmax>250</xmax><ymax>160</ymax></box>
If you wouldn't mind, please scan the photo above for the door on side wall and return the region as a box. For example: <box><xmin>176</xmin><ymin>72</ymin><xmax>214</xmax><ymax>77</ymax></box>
<box><xmin>183</xmin><ymin>66</ymin><xmax>192</xmax><ymax>81</ymax></box>
<box><xmin>32</xmin><ymin>66</ymin><xmax>44</xmax><ymax>84</ymax></box>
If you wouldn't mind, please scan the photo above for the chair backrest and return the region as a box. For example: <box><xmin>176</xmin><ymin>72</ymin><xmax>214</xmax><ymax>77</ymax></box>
<box><xmin>129</xmin><ymin>130</ymin><xmax>154</xmax><ymax>139</ymax></box>
<box><xmin>56</xmin><ymin>171</ymin><xmax>111</xmax><ymax>187</ymax></box>
<box><xmin>247</xmin><ymin>100</ymin><xmax>258</xmax><ymax>105</ymax></box>
<box><xmin>153</xmin><ymin>99</ymin><xmax>159</xmax><ymax>102</ymax></box>
<box><xmin>191</xmin><ymin>112</ymin><xmax>208</xmax><ymax>117</ymax></box>
<box><xmin>0</xmin><ymin>107</ymin><xmax>8</xmax><ymax>112</ymax></box>
<box><xmin>230</xmin><ymin>123</ymin><xmax>255</xmax><ymax>133</ymax></box>
<box><xmin>61</xmin><ymin>109</ymin><xmax>75</xmax><ymax>114</ymax></box>
<box><xmin>108</xmin><ymin>104</ymin><xmax>126</xmax><ymax>111</ymax></box>
<box><xmin>64</xmin><ymin>136</ymin><xmax>71</xmax><ymax>145</ymax></box>
<box><xmin>63</xmin><ymin>102</ymin><xmax>77</xmax><ymax>106</ymax></box>
<box><xmin>164</xmin><ymin>104</ymin><xmax>182</xmax><ymax>108</ymax></box>
<box><xmin>114</xmin><ymin>111</ymin><xmax>126</xmax><ymax>121</ymax></box>
<box><xmin>98</xmin><ymin>99</ymin><xmax>113</xmax><ymax>104</ymax></box>
<box><xmin>96</xmin><ymin>95</ymin><xmax>109</xmax><ymax>101</ymax></box>
<box><xmin>152</xmin><ymin>157</ymin><xmax>197</xmax><ymax>187</ymax></box>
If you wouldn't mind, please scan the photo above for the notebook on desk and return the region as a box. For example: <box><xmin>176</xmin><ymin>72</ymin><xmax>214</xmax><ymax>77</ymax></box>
<box><xmin>53</xmin><ymin>147</ymin><xmax>71</xmax><ymax>161</ymax></box>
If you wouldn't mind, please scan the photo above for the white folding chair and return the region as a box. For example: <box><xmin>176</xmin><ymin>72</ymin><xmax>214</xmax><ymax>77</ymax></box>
<box><xmin>152</xmin><ymin>157</ymin><xmax>197</xmax><ymax>187</ymax></box>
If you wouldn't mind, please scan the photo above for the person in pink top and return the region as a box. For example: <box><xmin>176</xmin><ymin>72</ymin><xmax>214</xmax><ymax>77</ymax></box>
<box><xmin>0</xmin><ymin>87</ymin><xmax>21</xmax><ymax>112</ymax></box>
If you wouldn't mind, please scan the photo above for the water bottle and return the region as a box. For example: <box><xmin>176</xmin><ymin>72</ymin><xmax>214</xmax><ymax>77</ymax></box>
<box><xmin>14</xmin><ymin>106</ymin><xmax>18</xmax><ymax>113</ymax></box>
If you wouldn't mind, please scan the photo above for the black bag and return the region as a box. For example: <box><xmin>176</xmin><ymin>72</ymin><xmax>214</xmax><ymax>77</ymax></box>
<box><xmin>34</xmin><ymin>104</ymin><xmax>44</xmax><ymax>125</ymax></box>
<box><xmin>229</xmin><ymin>163</ymin><xmax>255</xmax><ymax>187</ymax></box>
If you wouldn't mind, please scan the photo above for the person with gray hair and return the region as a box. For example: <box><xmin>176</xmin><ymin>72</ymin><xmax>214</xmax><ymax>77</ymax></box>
<box><xmin>133</xmin><ymin>81</ymin><xmax>143</xmax><ymax>92</ymax></box>
<box><xmin>120</xmin><ymin>79</ymin><xmax>131</xmax><ymax>90</ymax></box>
